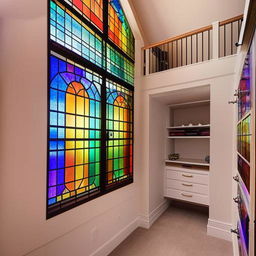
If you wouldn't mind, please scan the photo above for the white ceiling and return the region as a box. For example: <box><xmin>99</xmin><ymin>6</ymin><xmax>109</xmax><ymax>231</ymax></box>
<box><xmin>151</xmin><ymin>85</ymin><xmax>210</xmax><ymax>105</ymax></box>
<box><xmin>130</xmin><ymin>0</ymin><xmax>245</xmax><ymax>44</ymax></box>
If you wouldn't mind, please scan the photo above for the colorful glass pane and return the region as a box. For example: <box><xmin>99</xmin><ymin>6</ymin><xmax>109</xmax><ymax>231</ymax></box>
<box><xmin>238</xmin><ymin>52</ymin><xmax>251</xmax><ymax>120</ymax></box>
<box><xmin>107</xmin><ymin>44</ymin><xmax>134</xmax><ymax>85</ymax></box>
<box><xmin>64</xmin><ymin>0</ymin><xmax>103</xmax><ymax>31</ymax></box>
<box><xmin>48</xmin><ymin>52</ymin><xmax>101</xmax><ymax>213</ymax></box>
<box><xmin>237</xmin><ymin>115</ymin><xmax>251</xmax><ymax>162</ymax></box>
<box><xmin>108</xmin><ymin>0</ymin><xmax>134</xmax><ymax>59</ymax></box>
<box><xmin>106</xmin><ymin>80</ymin><xmax>133</xmax><ymax>185</ymax></box>
<box><xmin>50</xmin><ymin>0</ymin><xmax>103</xmax><ymax>67</ymax></box>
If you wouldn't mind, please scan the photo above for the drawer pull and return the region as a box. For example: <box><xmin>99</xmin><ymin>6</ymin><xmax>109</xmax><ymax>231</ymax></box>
<box><xmin>182</xmin><ymin>174</ymin><xmax>193</xmax><ymax>178</ymax></box>
<box><xmin>182</xmin><ymin>183</ymin><xmax>193</xmax><ymax>187</ymax></box>
<box><xmin>181</xmin><ymin>193</ymin><xmax>193</xmax><ymax>198</ymax></box>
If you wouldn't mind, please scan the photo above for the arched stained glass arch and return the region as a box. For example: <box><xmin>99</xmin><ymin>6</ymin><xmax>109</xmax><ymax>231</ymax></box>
<box><xmin>108</xmin><ymin>0</ymin><xmax>134</xmax><ymax>59</ymax></box>
<box><xmin>48</xmin><ymin>53</ymin><xmax>101</xmax><ymax>214</ymax></box>
<box><xmin>106</xmin><ymin>80</ymin><xmax>133</xmax><ymax>185</ymax></box>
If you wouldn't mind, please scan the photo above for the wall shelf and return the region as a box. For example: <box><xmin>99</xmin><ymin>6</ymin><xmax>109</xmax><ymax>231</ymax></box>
<box><xmin>167</xmin><ymin>124</ymin><xmax>210</xmax><ymax>129</ymax></box>
<box><xmin>165</xmin><ymin>158</ymin><xmax>210</xmax><ymax>167</ymax></box>
<box><xmin>168</xmin><ymin>136</ymin><xmax>210</xmax><ymax>139</ymax></box>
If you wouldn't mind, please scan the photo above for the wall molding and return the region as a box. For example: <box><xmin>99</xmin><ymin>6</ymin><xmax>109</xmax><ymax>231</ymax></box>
<box><xmin>139</xmin><ymin>200</ymin><xmax>169</xmax><ymax>229</ymax></box>
<box><xmin>90</xmin><ymin>217</ymin><xmax>139</xmax><ymax>256</ymax></box>
<box><xmin>207</xmin><ymin>218</ymin><xmax>232</xmax><ymax>241</ymax></box>
<box><xmin>90</xmin><ymin>200</ymin><xmax>169</xmax><ymax>256</ymax></box>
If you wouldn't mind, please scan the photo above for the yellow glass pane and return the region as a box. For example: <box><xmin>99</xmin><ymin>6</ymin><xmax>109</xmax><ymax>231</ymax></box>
<box><xmin>85</xmin><ymin>117</ymin><xmax>89</xmax><ymax>128</ymax></box>
<box><xmin>77</xmin><ymin>97</ymin><xmax>85</xmax><ymax>115</ymax></box>
<box><xmin>66</xmin><ymin>114</ymin><xmax>75</xmax><ymax>127</ymax></box>
<box><xmin>66</xmin><ymin>94</ymin><xmax>76</xmax><ymax>114</ymax></box>
<box><xmin>66</xmin><ymin>128</ymin><xmax>75</xmax><ymax>138</ymax></box>
<box><xmin>63</xmin><ymin>192</ymin><xmax>71</xmax><ymax>199</ymax></box>
<box><xmin>77</xmin><ymin>116</ymin><xmax>85</xmax><ymax>128</ymax></box>
<box><xmin>76</xmin><ymin>149</ymin><xmax>84</xmax><ymax>165</ymax></box>
<box><xmin>84</xmin><ymin>149</ymin><xmax>89</xmax><ymax>163</ymax></box>
<box><xmin>66</xmin><ymin>141</ymin><xmax>75</xmax><ymax>149</ymax></box>
<box><xmin>76</xmin><ymin>141</ymin><xmax>84</xmax><ymax>148</ymax></box>
<box><xmin>76</xmin><ymin>129</ymin><xmax>84</xmax><ymax>138</ymax></box>
<box><xmin>76</xmin><ymin>165</ymin><xmax>84</xmax><ymax>180</ymax></box>
<box><xmin>85</xmin><ymin>99</ymin><xmax>89</xmax><ymax>116</ymax></box>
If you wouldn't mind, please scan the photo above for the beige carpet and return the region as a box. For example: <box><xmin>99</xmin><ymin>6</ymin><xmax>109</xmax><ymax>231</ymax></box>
<box><xmin>109</xmin><ymin>202</ymin><xmax>233</xmax><ymax>256</ymax></box>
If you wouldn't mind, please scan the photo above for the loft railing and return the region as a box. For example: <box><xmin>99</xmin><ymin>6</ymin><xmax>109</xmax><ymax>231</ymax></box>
<box><xmin>143</xmin><ymin>14</ymin><xmax>243</xmax><ymax>75</ymax></box>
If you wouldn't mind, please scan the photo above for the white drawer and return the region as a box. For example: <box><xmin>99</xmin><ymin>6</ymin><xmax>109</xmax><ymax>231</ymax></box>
<box><xmin>165</xmin><ymin>188</ymin><xmax>209</xmax><ymax>205</ymax></box>
<box><xmin>166</xmin><ymin>169</ymin><xmax>209</xmax><ymax>185</ymax></box>
<box><xmin>166</xmin><ymin>179</ymin><xmax>208</xmax><ymax>195</ymax></box>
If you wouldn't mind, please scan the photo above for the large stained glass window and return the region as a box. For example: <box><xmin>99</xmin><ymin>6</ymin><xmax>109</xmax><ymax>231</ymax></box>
<box><xmin>48</xmin><ymin>0</ymin><xmax>134</xmax><ymax>218</ymax></box>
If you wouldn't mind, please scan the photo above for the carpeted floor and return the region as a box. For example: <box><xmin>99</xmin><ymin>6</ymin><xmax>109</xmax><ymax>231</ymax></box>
<box><xmin>109</xmin><ymin>202</ymin><xmax>233</xmax><ymax>256</ymax></box>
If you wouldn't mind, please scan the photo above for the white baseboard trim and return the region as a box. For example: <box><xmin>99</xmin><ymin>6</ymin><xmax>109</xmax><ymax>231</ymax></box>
<box><xmin>232</xmin><ymin>232</ymin><xmax>239</xmax><ymax>256</ymax></box>
<box><xmin>207</xmin><ymin>219</ymin><xmax>232</xmax><ymax>241</ymax></box>
<box><xmin>139</xmin><ymin>200</ymin><xmax>169</xmax><ymax>229</ymax></box>
<box><xmin>90</xmin><ymin>201</ymin><xmax>169</xmax><ymax>256</ymax></box>
<box><xmin>90</xmin><ymin>217</ymin><xmax>139</xmax><ymax>256</ymax></box>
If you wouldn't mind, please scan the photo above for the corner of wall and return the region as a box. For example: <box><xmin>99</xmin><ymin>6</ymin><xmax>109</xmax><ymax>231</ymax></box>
<box><xmin>207</xmin><ymin>219</ymin><xmax>232</xmax><ymax>241</ymax></box>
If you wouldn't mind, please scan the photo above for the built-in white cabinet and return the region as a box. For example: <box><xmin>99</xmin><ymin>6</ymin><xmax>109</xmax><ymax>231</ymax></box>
<box><xmin>164</xmin><ymin>164</ymin><xmax>209</xmax><ymax>205</ymax></box>
<box><xmin>164</xmin><ymin>101</ymin><xmax>210</xmax><ymax>205</ymax></box>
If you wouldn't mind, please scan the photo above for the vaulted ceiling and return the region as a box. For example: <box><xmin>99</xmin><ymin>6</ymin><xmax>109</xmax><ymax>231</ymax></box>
<box><xmin>129</xmin><ymin>0</ymin><xmax>245</xmax><ymax>44</ymax></box>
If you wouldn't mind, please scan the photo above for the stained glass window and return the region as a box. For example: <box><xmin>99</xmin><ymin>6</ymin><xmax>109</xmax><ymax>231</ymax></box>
<box><xmin>64</xmin><ymin>0</ymin><xmax>103</xmax><ymax>31</ymax></box>
<box><xmin>106</xmin><ymin>80</ymin><xmax>133</xmax><ymax>185</ymax></box>
<box><xmin>108</xmin><ymin>0</ymin><xmax>134</xmax><ymax>59</ymax></box>
<box><xmin>50</xmin><ymin>0</ymin><xmax>103</xmax><ymax>67</ymax></box>
<box><xmin>48</xmin><ymin>52</ymin><xmax>102</xmax><ymax>215</ymax></box>
<box><xmin>48</xmin><ymin>0</ymin><xmax>134</xmax><ymax>218</ymax></box>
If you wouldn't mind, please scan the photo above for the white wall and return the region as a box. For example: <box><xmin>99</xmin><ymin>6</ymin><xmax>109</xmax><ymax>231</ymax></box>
<box><xmin>149</xmin><ymin>98</ymin><xmax>168</xmax><ymax>213</ymax></box>
<box><xmin>130</xmin><ymin>0</ymin><xmax>245</xmax><ymax>44</ymax></box>
<box><xmin>0</xmin><ymin>1</ymin><xmax>144</xmax><ymax>256</ymax></box>
<box><xmin>141</xmin><ymin>55</ymin><xmax>237</xmax><ymax>241</ymax></box>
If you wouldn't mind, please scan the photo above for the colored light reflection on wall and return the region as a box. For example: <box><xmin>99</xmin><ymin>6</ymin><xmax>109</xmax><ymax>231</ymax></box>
<box><xmin>50</xmin><ymin>0</ymin><xmax>103</xmax><ymax>68</ymax></box>
<box><xmin>64</xmin><ymin>0</ymin><xmax>103</xmax><ymax>31</ymax></box>
<box><xmin>48</xmin><ymin>53</ymin><xmax>102</xmax><ymax>209</ymax></box>
<box><xmin>106</xmin><ymin>80</ymin><xmax>133</xmax><ymax>185</ymax></box>
<box><xmin>108</xmin><ymin>0</ymin><xmax>134</xmax><ymax>59</ymax></box>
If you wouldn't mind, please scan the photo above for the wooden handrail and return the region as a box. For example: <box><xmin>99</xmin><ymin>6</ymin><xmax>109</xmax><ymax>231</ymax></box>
<box><xmin>142</xmin><ymin>14</ymin><xmax>243</xmax><ymax>50</ymax></box>
<box><xmin>219</xmin><ymin>14</ymin><xmax>243</xmax><ymax>26</ymax></box>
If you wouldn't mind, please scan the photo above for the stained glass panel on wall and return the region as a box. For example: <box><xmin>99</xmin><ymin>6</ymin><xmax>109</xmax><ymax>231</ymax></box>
<box><xmin>106</xmin><ymin>80</ymin><xmax>133</xmax><ymax>185</ymax></box>
<box><xmin>64</xmin><ymin>0</ymin><xmax>103</xmax><ymax>31</ymax></box>
<box><xmin>107</xmin><ymin>44</ymin><xmax>134</xmax><ymax>85</ymax></box>
<box><xmin>50</xmin><ymin>0</ymin><xmax>103</xmax><ymax>68</ymax></box>
<box><xmin>238</xmin><ymin>52</ymin><xmax>251</xmax><ymax>120</ymax></box>
<box><xmin>237</xmin><ymin>115</ymin><xmax>251</xmax><ymax>162</ymax></box>
<box><xmin>48</xmin><ymin>0</ymin><xmax>134</xmax><ymax>217</ymax></box>
<box><xmin>108</xmin><ymin>0</ymin><xmax>134</xmax><ymax>59</ymax></box>
<box><xmin>48</xmin><ymin>52</ymin><xmax>102</xmax><ymax>215</ymax></box>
